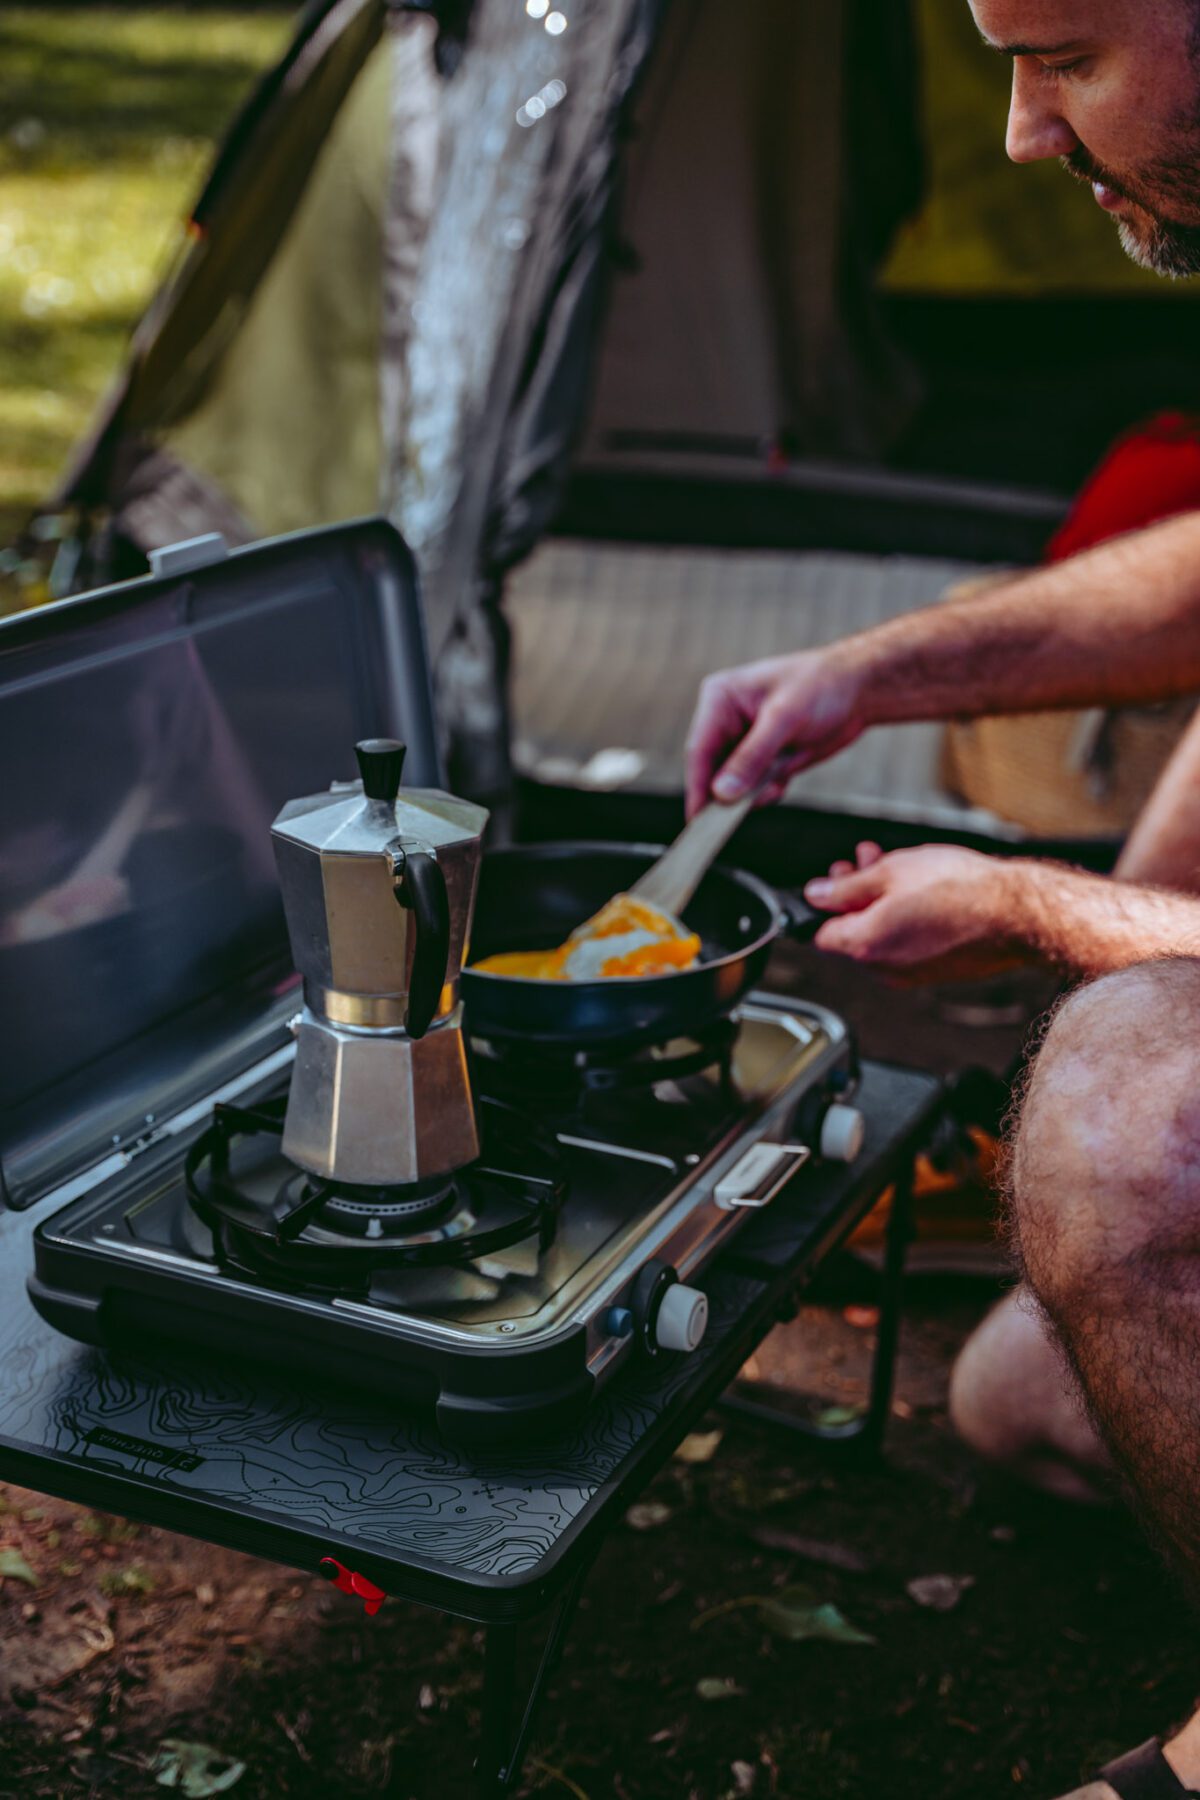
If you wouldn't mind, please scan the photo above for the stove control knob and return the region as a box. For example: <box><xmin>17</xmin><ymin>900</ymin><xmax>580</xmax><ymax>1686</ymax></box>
<box><xmin>655</xmin><ymin>1284</ymin><xmax>709</xmax><ymax>1353</ymax></box>
<box><xmin>820</xmin><ymin>1103</ymin><xmax>866</xmax><ymax>1164</ymax></box>
<box><xmin>603</xmin><ymin>1307</ymin><xmax>635</xmax><ymax>1340</ymax></box>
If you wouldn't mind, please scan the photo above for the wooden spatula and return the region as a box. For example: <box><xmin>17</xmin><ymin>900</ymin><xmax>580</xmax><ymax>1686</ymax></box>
<box><xmin>519</xmin><ymin>794</ymin><xmax>759</xmax><ymax>982</ymax></box>
<box><xmin>627</xmin><ymin>790</ymin><xmax>758</xmax><ymax>918</ymax></box>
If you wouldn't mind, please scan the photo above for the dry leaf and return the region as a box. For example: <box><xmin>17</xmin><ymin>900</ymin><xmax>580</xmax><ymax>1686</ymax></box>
<box><xmin>907</xmin><ymin>1574</ymin><xmax>976</xmax><ymax>1613</ymax></box>
<box><xmin>696</xmin><ymin>1677</ymin><xmax>746</xmax><ymax>1702</ymax></box>
<box><xmin>674</xmin><ymin>1430</ymin><xmax>724</xmax><ymax>1466</ymax></box>
<box><xmin>152</xmin><ymin>1739</ymin><xmax>246</xmax><ymax>1797</ymax></box>
<box><xmin>0</xmin><ymin>1548</ymin><xmax>38</xmax><ymax>1587</ymax></box>
<box><xmin>758</xmin><ymin>1585</ymin><xmax>876</xmax><ymax>1646</ymax></box>
<box><xmin>625</xmin><ymin>1501</ymin><xmax>672</xmax><ymax>1531</ymax></box>
<box><xmin>747</xmin><ymin>1527</ymin><xmax>871</xmax><ymax>1574</ymax></box>
<box><xmin>693</xmin><ymin>1585</ymin><xmax>876</xmax><ymax>1645</ymax></box>
<box><xmin>812</xmin><ymin>1404</ymin><xmax>864</xmax><ymax>1429</ymax></box>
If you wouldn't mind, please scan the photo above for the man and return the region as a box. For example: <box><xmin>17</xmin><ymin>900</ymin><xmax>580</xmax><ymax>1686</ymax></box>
<box><xmin>686</xmin><ymin>5</ymin><xmax>1200</xmax><ymax>1795</ymax></box>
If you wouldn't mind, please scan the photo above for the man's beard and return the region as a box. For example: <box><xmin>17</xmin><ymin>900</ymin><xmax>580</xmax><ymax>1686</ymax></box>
<box><xmin>1061</xmin><ymin>141</ymin><xmax>1200</xmax><ymax>278</ymax></box>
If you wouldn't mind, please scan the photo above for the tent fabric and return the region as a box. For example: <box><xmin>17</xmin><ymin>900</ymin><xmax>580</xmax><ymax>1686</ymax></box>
<box><xmin>45</xmin><ymin>0</ymin><xmax>923</xmax><ymax>804</ymax></box>
<box><xmin>384</xmin><ymin>0</ymin><xmax>671</xmax><ymax>808</ymax></box>
<box><xmin>54</xmin><ymin>0</ymin><xmax>390</xmax><ymax>520</ymax></box>
<box><xmin>164</xmin><ymin>23</ymin><xmax>436</xmax><ymax>540</ymax></box>
<box><xmin>580</xmin><ymin>0</ymin><xmax>923</xmax><ymax>469</ymax></box>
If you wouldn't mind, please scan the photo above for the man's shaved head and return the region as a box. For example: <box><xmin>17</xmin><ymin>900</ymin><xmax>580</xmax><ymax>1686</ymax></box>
<box><xmin>970</xmin><ymin>0</ymin><xmax>1200</xmax><ymax>275</ymax></box>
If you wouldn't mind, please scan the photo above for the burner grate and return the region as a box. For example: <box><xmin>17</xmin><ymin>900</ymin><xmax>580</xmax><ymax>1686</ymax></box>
<box><xmin>184</xmin><ymin>1096</ymin><xmax>566</xmax><ymax>1290</ymax></box>
<box><xmin>472</xmin><ymin>1015</ymin><xmax>741</xmax><ymax>1110</ymax></box>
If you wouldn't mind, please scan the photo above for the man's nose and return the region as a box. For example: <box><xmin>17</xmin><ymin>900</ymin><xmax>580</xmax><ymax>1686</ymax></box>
<box><xmin>1006</xmin><ymin>62</ymin><xmax>1080</xmax><ymax>163</ymax></box>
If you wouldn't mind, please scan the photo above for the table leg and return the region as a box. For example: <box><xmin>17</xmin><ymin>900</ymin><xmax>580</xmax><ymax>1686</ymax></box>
<box><xmin>474</xmin><ymin>1562</ymin><xmax>592</xmax><ymax>1798</ymax></box>
<box><xmin>477</xmin><ymin>1620</ymin><xmax>519</xmax><ymax>1799</ymax></box>
<box><xmin>856</xmin><ymin>1161</ymin><xmax>914</xmax><ymax>1455</ymax></box>
<box><xmin>720</xmin><ymin>1162</ymin><xmax>916</xmax><ymax>1459</ymax></box>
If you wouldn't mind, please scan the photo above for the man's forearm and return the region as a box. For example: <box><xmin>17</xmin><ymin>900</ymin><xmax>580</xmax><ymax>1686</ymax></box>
<box><xmin>836</xmin><ymin>512</ymin><xmax>1200</xmax><ymax>728</ymax></box>
<box><xmin>1008</xmin><ymin>859</ymin><xmax>1200</xmax><ymax>976</ymax></box>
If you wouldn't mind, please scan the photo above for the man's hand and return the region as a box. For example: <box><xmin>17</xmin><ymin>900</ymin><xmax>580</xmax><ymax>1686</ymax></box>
<box><xmin>804</xmin><ymin>843</ymin><xmax>1029</xmax><ymax>986</ymax></box>
<box><xmin>683</xmin><ymin>648</ymin><xmax>866</xmax><ymax>818</ymax></box>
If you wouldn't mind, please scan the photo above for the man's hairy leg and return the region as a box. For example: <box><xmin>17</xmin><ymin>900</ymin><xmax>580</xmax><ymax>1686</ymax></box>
<box><xmin>1010</xmin><ymin>958</ymin><xmax>1200</xmax><ymax>1792</ymax></box>
<box><xmin>949</xmin><ymin>718</ymin><xmax>1200</xmax><ymax>1502</ymax></box>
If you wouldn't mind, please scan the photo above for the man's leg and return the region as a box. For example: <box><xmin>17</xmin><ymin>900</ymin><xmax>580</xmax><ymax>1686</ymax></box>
<box><xmin>949</xmin><ymin>1287</ymin><xmax>1112</xmax><ymax>1503</ymax></box>
<box><xmin>949</xmin><ymin>711</ymin><xmax>1200</xmax><ymax>1493</ymax></box>
<box><xmin>1009</xmin><ymin>958</ymin><xmax>1200</xmax><ymax>1793</ymax></box>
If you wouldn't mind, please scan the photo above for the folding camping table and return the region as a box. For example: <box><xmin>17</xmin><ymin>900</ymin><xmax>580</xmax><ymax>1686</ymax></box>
<box><xmin>0</xmin><ymin>1058</ymin><xmax>941</xmax><ymax>1797</ymax></box>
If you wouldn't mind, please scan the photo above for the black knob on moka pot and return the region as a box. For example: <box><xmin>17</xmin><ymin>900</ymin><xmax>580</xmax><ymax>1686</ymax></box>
<box><xmin>355</xmin><ymin>739</ymin><xmax>407</xmax><ymax>803</ymax></box>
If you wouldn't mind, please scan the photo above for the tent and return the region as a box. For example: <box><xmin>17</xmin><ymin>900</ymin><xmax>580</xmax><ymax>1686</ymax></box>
<box><xmin>42</xmin><ymin>0</ymin><xmax>924</xmax><ymax>798</ymax></box>
<box><xmin>37</xmin><ymin>0</ymin><xmax>1200</xmax><ymax>827</ymax></box>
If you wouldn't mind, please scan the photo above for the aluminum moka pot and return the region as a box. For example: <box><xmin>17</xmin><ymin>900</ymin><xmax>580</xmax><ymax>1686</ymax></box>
<box><xmin>271</xmin><ymin>739</ymin><xmax>489</xmax><ymax>1188</ymax></box>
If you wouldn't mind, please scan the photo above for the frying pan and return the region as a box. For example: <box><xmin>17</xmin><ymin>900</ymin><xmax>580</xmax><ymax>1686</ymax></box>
<box><xmin>462</xmin><ymin>841</ymin><xmax>825</xmax><ymax>1050</ymax></box>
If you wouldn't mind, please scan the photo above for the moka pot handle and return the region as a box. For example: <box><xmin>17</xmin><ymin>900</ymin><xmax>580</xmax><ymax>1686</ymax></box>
<box><xmin>394</xmin><ymin>851</ymin><xmax>451</xmax><ymax>1039</ymax></box>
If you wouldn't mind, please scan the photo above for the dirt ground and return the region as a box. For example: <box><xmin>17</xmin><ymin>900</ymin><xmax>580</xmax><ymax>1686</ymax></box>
<box><xmin>3</xmin><ymin>1279</ymin><xmax>1197</xmax><ymax>1800</ymax></box>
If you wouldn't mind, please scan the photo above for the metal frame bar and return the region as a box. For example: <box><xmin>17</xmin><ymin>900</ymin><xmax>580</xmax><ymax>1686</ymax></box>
<box><xmin>718</xmin><ymin>1164</ymin><xmax>916</xmax><ymax>1459</ymax></box>
<box><xmin>475</xmin><ymin>1560</ymin><xmax>594</xmax><ymax>1798</ymax></box>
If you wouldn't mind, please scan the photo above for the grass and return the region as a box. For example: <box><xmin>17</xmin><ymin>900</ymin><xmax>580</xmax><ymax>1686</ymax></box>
<box><xmin>0</xmin><ymin>7</ymin><xmax>292</xmax><ymax>590</ymax></box>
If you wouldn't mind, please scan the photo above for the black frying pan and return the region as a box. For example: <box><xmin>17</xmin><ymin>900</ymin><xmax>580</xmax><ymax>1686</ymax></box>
<box><xmin>462</xmin><ymin>841</ymin><xmax>824</xmax><ymax>1050</ymax></box>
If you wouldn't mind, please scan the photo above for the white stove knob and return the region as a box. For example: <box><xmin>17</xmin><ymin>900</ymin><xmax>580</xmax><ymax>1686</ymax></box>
<box><xmin>820</xmin><ymin>1103</ymin><xmax>866</xmax><ymax>1164</ymax></box>
<box><xmin>655</xmin><ymin>1284</ymin><xmax>709</xmax><ymax>1353</ymax></box>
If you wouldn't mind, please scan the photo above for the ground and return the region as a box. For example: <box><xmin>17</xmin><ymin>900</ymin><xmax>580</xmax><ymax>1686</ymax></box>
<box><xmin>3</xmin><ymin>1287</ymin><xmax>1199</xmax><ymax>1800</ymax></box>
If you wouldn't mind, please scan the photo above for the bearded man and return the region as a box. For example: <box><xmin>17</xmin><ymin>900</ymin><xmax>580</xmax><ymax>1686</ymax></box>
<box><xmin>686</xmin><ymin>5</ymin><xmax>1200</xmax><ymax>1795</ymax></box>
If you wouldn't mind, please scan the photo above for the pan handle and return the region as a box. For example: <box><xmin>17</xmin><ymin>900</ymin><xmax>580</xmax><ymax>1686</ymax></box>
<box><xmin>779</xmin><ymin>891</ymin><xmax>832</xmax><ymax>945</ymax></box>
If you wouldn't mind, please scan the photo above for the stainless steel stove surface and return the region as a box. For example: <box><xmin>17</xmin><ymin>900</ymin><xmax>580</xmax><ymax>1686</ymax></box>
<box><xmin>30</xmin><ymin>996</ymin><xmax>859</xmax><ymax>1443</ymax></box>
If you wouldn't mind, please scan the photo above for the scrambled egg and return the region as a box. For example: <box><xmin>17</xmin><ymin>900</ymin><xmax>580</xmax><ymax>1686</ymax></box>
<box><xmin>474</xmin><ymin>894</ymin><xmax>702</xmax><ymax>982</ymax></box>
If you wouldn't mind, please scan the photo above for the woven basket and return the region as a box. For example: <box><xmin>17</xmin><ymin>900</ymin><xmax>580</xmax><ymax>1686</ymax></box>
<box><xmin>938</xmin><ymin>575</ymin><xmax>1195</xmax><ymax>838</ymax></box>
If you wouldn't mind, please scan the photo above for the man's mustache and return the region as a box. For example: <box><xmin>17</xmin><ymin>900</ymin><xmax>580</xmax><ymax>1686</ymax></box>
<box><xmin>1060</xmin><ymin>148</ymin><xmax>1130</xmax><ymax>200</ymax></box>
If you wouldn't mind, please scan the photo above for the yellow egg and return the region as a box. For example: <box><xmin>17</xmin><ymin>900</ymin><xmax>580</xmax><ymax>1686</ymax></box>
<box><xmin>472</xmin><ymin>891</ymin><xmax>701</xmax><ymax>982</ymax></box>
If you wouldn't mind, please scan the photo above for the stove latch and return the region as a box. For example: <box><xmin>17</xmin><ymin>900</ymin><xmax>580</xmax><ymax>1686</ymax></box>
<box><xmin>715</xmin><ymin>1142</ymin><xmax>811</xmax><ymax>1212</ymax></box>
<box><xmin>319</xmin><ymin>1557</ymin><xmax>388</xmax><ymax>1617</ymax></box>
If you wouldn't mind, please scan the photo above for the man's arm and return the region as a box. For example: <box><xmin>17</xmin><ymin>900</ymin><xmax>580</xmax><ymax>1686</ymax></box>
<box><xmin>803</xmin><ymin>845</ymin><xmax>1200</xmax><ymax>985</ymax></box>
<box><xmin>686</xmin><ymin>511</ymin><xmax>1200</xmax><ymax>814</ymax></box>
<box><xmin>859</xmin><ymin>517</ymin><xmax>1200</xmax><ymax>725</ymax></box>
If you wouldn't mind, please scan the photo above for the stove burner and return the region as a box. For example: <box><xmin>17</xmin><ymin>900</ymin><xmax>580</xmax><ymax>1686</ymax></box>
<box><xmin>277</xmin><ymin>1169</ymin><xmax>460</xmax><ymax>1236</ymax></box>
<box><xmin>184</xmin><ymin>1096</ymin><xmax>566</xmax><ymax>1291</ymax></box>
<box><xmin>472</xmin><ymin>1014</ymin><xmax>741</xmax><ymax>1109</ymax></box>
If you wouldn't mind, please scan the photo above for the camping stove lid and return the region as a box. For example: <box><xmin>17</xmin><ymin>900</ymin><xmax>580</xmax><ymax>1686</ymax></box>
<box><xmin>0</xmin><ymin>519</ymin><xmax>439</xmax><ymax>1211</ymax></box>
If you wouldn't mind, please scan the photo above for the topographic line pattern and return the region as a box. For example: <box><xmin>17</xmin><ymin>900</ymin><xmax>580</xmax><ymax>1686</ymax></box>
<box><xmin>0</xmin><ymin>1200</ymin><xmax>765</xmax><ymax>1583</ymax></box>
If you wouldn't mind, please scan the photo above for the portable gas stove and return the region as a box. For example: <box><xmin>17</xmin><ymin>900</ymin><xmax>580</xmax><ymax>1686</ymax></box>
<box><xmin>30</xmin><ymin>995</ymin><xmax>861</xmax><ymax>1443</ymax></box>
<box><xmin>0</xmin><ymin>520</ymin><xmax>863</xmax><ymax>1446</ymax></box>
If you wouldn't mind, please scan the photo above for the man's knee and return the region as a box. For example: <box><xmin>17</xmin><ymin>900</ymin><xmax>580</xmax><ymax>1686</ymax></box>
<box><xmin>1007</xmin><ymin>957</ymin><xmax>1200</xmax><ymax>1318</ymax></box>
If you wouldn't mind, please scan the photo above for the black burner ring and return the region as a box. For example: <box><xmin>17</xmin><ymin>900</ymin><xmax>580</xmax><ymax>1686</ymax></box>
<box><xmin>279</xmin><ymin>1169</ymin><xmax>460</xmax><ymax>1234</ymax></box>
